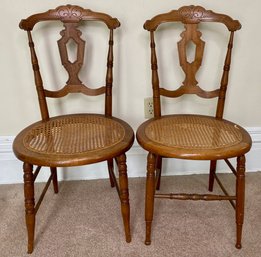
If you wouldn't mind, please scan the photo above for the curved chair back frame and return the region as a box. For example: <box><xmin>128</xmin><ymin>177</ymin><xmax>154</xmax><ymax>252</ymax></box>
<box><xmin>20</xmin><ymin>5</ymin><xmax>120</xmax><ymax>121</ymax></box>
<box><xmin>144</xmin><ymin>5</ymin><xmax>241</xmax><ymax>119</ymax></box>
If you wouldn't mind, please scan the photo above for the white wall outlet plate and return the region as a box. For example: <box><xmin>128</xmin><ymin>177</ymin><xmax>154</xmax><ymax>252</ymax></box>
<box><xmin>144</xmin><ymin>97</ymin><xmax>154</xmax><ymax>119</ymax></box>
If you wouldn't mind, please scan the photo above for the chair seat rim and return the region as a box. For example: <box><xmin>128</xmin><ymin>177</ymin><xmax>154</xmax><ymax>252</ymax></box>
<box><xmin>136</xmin><ymin>114</ymin><xmax>252</xmax><ymax>160</ymax></box>
<box><xmin>13</xmin><ymin>113</ymin><xmax>134</xmax><ymax>167</ymax></box>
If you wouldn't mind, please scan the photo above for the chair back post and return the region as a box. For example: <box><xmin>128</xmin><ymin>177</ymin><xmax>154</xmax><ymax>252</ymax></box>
<box><xmin>27</xmin><ymin>31</ymin><xmax>50</xmax><ymax>121</ymax></box>
<box><xmin>150</xmin><ymin>31</ymin><xmax>161</xmax><ymax>118</ymax></box>
<box><xmin>216</xmin><ymin>32</ymin><xmax>234</xmax><ymax>119</ymax></box>
<box><xmin>105</xmin><ymin>29</ymin><xmax>114</xmax><ymax>117</ymax></box>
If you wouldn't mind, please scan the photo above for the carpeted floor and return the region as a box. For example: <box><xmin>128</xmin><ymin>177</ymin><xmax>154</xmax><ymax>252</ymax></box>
<box><xmin>0</xmin><ymin>172</ymin><xmax>260</xmax><ymax>257</ymax></box>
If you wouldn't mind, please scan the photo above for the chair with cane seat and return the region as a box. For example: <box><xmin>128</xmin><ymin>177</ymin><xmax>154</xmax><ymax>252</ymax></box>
<box><xmin>136</xmin><ymin>5</ymin><xmax>251</xmax><ymax>248</ymax></box>
<box><xmin>13</xmin><ymin>5</ymin><xmax>134</xmax><ymax>253</ymax></box>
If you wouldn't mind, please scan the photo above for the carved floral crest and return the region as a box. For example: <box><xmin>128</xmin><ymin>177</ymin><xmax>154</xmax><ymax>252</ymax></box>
<box><xmin>178</xmin><ymin>6</ymin><xmax>206</xmax><ymax>21</ymax></box>
<box><xmin>54</xmin><ymin>5</ymin><xmax>84</xmax><ymax>20</ymax></box>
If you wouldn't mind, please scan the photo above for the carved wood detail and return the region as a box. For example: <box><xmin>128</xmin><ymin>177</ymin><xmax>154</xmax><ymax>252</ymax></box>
<box><xmin>54</xmin><ymin>5</ymin><xmax>85</xmax><ymax>20</ymax></box>
<box><xmin>57</xmin><ymin>23</ymin><xmax>85</xmax><ymax>84</ymax></box>
<box><xmin>178</xmin><ymin>5</ymin><xmax>216</xmax><ymax>24</ymax></box>
<box><xmin>144</xmin><ymin>5</ymin><xmax>241</xmax><ymax>32</ymax></box>
<box><xmin>57</xmin><ymin>23</ymin><xmax>85</xmax><ymax>85</ymax></box>
<box><xmin>20</xmin><ymin>5</ymin><xmax>120</xmax><ymax>31</ymax></box>
<box><xmin>22</xmin><ymin>5</ymin><xmax>120</xmax><ymax>100</ymax></box>
<box><xmin>146</xmin><ymin>7</ymin><xmax>239</xmax><ymax>100</ymax></box>
<box><xmin>178</xmin><ymin>24</ymin><xmax>205</xmax><ymax>88</ymax></box>
<box><xmin>157</xmin><ymin>23</ymin><xmax>220</xmax><ymax>99</ymax></box>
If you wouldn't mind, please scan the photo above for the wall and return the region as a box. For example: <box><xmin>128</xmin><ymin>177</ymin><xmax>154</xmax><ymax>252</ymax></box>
<box><xmin>0</xmin><ymin>0</ymin><xmax>260</xmax><ymax>183</ymax></box>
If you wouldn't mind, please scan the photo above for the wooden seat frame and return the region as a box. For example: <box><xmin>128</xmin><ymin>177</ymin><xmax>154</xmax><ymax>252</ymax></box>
<box><xmin>13</xmin><ymin>5</ymin><xmax>134</xmax><ymax>254</ymax></box>
<box><xmin>136</xmin><ymin>5</ymin><xmax>252</xmax><ymax>249</ymax></box>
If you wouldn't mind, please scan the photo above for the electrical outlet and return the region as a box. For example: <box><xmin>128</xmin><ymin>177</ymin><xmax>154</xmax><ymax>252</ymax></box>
<box><xmin>144</xmin><ymin>97</ymin><xmax>154</xmax><ymax>119</ymax></box>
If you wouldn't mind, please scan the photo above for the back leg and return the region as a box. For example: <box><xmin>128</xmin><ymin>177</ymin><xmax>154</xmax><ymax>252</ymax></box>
<box><xmin>155</xmin><ymin>155</ymin><xmax>162</xmax><ymax>190</ymax></box>
<box><xmin>208</xmin><ymin>160</ymin><xmax>217</xmax><ymax>192</ymax></box>
<box><xmin>107</xmin><ymin>159</ymin><xmax>115</xmax><ymax>187</ymax></box>
<box><xmin>50</xmin><ymin>167</ymin><xmax>58</xmax><ymax>194</ymax></box>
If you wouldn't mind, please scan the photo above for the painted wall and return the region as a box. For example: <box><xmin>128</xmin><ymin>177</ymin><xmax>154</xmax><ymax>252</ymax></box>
<box><xmin>0</xmin><ymin>0</ymin><xmax>261</xmax><ymax>183</ymax></box>
<box><xmin>0</xmin><ymin>0</ymin><xmax>260</xmax><ymax>136</ymax></box>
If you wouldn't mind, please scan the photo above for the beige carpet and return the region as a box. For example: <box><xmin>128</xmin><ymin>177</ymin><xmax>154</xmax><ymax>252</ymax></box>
<box><xmin>0</xmin><ymin>172</ymin><xmax>260</xmax><ymax>257</ymax></box>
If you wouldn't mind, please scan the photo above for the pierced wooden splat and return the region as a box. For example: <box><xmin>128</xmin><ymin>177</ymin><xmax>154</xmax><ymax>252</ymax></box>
<box><xmin>57</xmin><ymin>23</ymin><xmax>85</xmax><ymax>85</ymax></box>
<box><xmin>177</xmin><ymin>24</ymin><xmax>205</xmax><ymax>88</ymax></box>
<box><xmin>158</xmin><ymin>24</ymin><xmax>222</xmax><ymax>99</ymax></box>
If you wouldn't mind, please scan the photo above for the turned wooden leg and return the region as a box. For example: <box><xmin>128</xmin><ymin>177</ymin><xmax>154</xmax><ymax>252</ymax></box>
<box><xmin>145</xmin><ymin>152</ymin><xmax>156</xmax><ymax>245</ymax></box>
<box><xmin>208</xmin><ymin>160</ymin><xmax>217</xmax><ymax>192</ymax></box>
<box><xmin>155</xmin><ymin>155</ymin><xmax>162</xmax><ymax>190</ymax></box>
<box><xmin>107</xmin><ymin>159</ymin><xmax>115</xmax><ymax>188</ymax></box>
<box><xmin>235</xmin><ymin>155</ymin><xmax>245</xmax><ymax>249</ymax></box>
<box><xmin>23</xmin><ymin>163</ymin><xmax>35</xmax><ymax>254</ymax></box>
<box><xmin>50</xmin><ymin>167</ymin><xmax>58</xmax><ymax>194</ymax></box>
<box><xmin>117</xmin><ymin>154</ymin><xmax>131</xmax><ymax>242</ymax></box>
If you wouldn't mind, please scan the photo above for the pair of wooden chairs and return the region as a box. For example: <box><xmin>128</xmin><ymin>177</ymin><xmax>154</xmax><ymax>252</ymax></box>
<box><xmin>13</xmin><ymin>5</ymin><xmax>251</xmax><ymax>254</ymax></box>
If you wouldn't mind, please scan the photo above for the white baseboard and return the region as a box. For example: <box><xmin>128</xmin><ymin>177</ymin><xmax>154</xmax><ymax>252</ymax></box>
<box><xmin>0</xmin><ymin>127</ymin><xmax>260</xmax><ymax>184</ymax></box>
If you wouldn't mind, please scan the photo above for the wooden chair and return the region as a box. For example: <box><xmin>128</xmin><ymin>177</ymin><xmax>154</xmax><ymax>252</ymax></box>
<box><xmin>13</xmin><ymin>5</ymin><xmax>134</xmax><ymax>254</ymax></box>
<box><xmin>136</xmin><ymin>5</ymin><xmax>252</xmax><ymax>249</ymax></box>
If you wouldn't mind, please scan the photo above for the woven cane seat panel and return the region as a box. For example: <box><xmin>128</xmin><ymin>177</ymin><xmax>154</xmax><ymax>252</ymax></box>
<box><xmin>145</xmin><ymin>115</ymin><xmax>243</xmax><ymax>150</ymax></box>
<box><xmin>23</xmin><ymin>115</ymin><xmax>125</xmax><ymax>154</ymax></box>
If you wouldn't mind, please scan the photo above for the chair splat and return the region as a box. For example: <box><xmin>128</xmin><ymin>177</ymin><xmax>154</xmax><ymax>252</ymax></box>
<box><xmin>178</xmin><ymin>24</ymin><xmax>205</xmax><ymax>88</ymax></box>
<box><xmin>58</xmin><ymin>23</ymin><xmax>85</xmax><ymax>85</ymax></box>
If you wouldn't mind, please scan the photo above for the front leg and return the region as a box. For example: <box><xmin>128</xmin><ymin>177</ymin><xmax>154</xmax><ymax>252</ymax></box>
<box><xmin>145</xmin><ymin>152</ymin><xmax>156</xmax><ymax>245</ymax></box>
<box><xmin>235</xmin><ymin>155</ymin><xmax>245</xmax><ymax>249</ymax></box>
<box><xmin>23</xmin><ymin>163</ymin><xmax>35</xmax><ymax>254</ymax></box>
<box><xmin>117</xmin><ymin>154</ymin><xmax>131</xmax><ymax>242</ymax></box>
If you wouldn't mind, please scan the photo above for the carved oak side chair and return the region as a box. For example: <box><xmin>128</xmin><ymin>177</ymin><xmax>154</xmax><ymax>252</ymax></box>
<box><xmin>136</xmin><ymin>5</ymin><xmax>252</xmax><ymax>249</ymax></box>
<box><xmin>13</xmin><ymin>5</ymin><xmax>134</xmax><ymax>254</ymax></box>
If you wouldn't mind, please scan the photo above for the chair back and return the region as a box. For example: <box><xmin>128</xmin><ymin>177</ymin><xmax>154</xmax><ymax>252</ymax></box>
<box><xmin>20</xmin><ymin>5</ymin><xmax>120</xmax><ymax>121</ymax></box>
<box><xmin>144</xmin><ymin>5</ymin><xmax>241</xmax><ymax>118</ymax></box>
